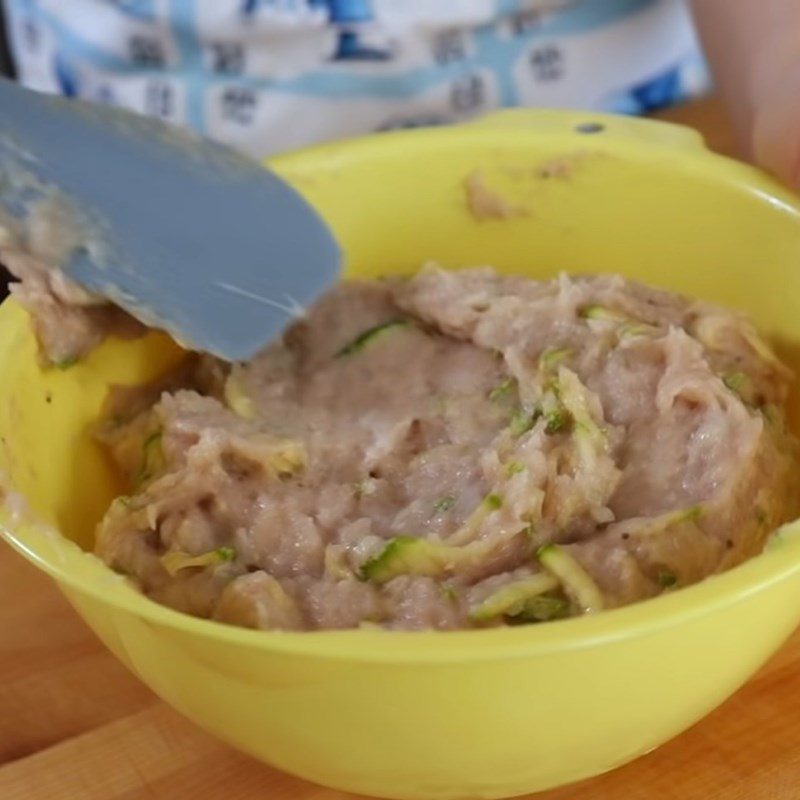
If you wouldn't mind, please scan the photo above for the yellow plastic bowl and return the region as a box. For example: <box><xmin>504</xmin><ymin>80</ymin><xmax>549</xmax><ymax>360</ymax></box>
<box><xmin>4</xmin><ymin>110</ymin><xmax>800</xmax><ymax>800</ymax></box>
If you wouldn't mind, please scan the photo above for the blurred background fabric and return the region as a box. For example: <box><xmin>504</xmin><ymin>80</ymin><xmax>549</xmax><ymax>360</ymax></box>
<box><xmin>0</xmin><ymin>1</ymin><xmax>708</xmax><ymax>158</ymax></box>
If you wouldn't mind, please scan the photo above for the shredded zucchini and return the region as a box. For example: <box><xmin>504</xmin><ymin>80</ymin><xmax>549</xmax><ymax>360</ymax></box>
<box><xmin>618</xmin><ymin>322</ymin><xmax>655</xmax><ymax>338</ymax></box>
<box><xmin>509</xmin><ymin>407</ymin><xmax>540</xmax><ymax>437</ymax></box>
<box><xmin>627</xmin><ymin>505</ymin><xmax>704</xmax><ymax>537</ymax></box>
<box><xmin>239</xmin><ymin>437</ymin><xmax>307</xmax><ymax>478</ymax></box>
<box><xmin>161</xmin><ymin>546</ymin><xmax>236</xmax><ymax>576</ymax></box>
<box><xmin>135</xmin><ymin>430</ymin><xmax>164</xmax><ymax>487</ymax></box>
<box><xmin>556</xmin><ymin>367</ymin><xmax>606</xmax><ymax>464</ymax></box>
<box><xmin>447</xmin><ymin>492</ymin><xmax>504</xmax><ymax>545</ymax></box>
<box><xmin>224</xmin><ymin>373</ymin><xmax>256</xmax><ymax>419</ymax></box>
<box><xmin>544</xmin><ymin>407</ymin><xmax>572</xmax><ymax>435</ymax></box>
<box><xmin>579</xmin><ymin>305</ymin><xmax>629</xmax><ymax>323</ymax></box>
<box><xmin>486</xmin><ymin>493</ymin><xmax>503</xmax><ymax>510</ymax></box>
<box><xmin>722</xmin><ymin>371</ymin><xmax>758</xmax><ymax>406</ymax></box>
<box><xmin>489</xmin><ymin>378</ymin><xmax>516</xmax><ymax>403</ymax></box>
<box><xmin>722</xmin><ymin>372</ymin><xmax>747</xmax><ymax>393</ymax></box>
<box><xmin>263</xmin><ymin>441</ymin><xmax>306</xmax><ymax>477</ymax></box>
<box><xmin>440</xmin><ymin>584</ymin><xmax>459</xmax><ymax>602</ymax></box>
<box><xmin>539</xmin><ymin>347</ymin><xmax>572</xmax><ymax>372</ymax></box>
<box><xmin>336</xmin><ymin>318</ymin><xmax>410</xmax><ymax>357</ymax></box>
<box><xmin>470</xmin><ymin>573</ymin><xmax>559</xmax><ymax>621</ymax></box>
<box><xmin>580</xmin><ymin>306</ymin><xmax>655</xmax><ymax>338</ymax></box>
<box><xmin>694</xmin><ymin>314</ymin><xmax>787</xmax><ymax>374</ymax></box>
<box><xmin>657</xmin><ymin>570</ymin><xmax>678</xmax><ymax>589</ymax></box>
<box><xmin>433</xmin><ymin>495</ymin><xmax>456</xmax><ymax>513</ymax></box>
<box><xmin>761</xmin><ymin>404</ymin><xmax>780</xmax><ymax>426</ymax></box>
<box><xmin>514</xmin><ymin>595</ymin><xmax>571</xmax><ymax>622</ymax></box>
<box><xmin>360</xmin><ymin>533</ymin><xmax>503</xmax><ymax>584</ymax></box>
<box><xmin>538</xmin><ymin>544</ymin><xmax>604</xmax><ymax>613</ymax></box>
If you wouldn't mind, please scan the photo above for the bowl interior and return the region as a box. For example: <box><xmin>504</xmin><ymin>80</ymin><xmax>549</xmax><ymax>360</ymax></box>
<box><xmin>2</xmin><ymin>108</ymin><xmax>800</xmax><ymax>637</ymax></box>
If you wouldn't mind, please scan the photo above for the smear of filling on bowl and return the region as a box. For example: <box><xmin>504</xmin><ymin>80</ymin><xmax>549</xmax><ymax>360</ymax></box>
<box><xmin>0</xmin><ymin>193</ymin><xmax>143</xmax><ymax>367</ymax></box>
<box><xmin>5</xmin><ymin>253</ymin><xmax>800</xmax><ymax>630</ymax></box>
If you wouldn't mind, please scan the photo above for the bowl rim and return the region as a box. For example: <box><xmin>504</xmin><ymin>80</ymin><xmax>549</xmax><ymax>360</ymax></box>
<box><xmin>270</xmin><ymin>107</ymin><xmax>800</xmax><ymax>218</ymax></box>
<box><xmin>3</xmin><ymin>109</ymin><xmax>800</xmax><ymax>664</ymax></box>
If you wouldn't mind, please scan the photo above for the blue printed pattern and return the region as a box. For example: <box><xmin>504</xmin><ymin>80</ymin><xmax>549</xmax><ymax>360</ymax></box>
<box><xmin>2</xmin><ymin>0</ymin><xmax>708</xmax><ymax>156</ymax></box>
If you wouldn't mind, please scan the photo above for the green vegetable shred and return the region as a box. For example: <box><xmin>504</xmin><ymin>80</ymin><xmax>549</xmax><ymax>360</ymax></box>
<box><xmin>336</xmin><ymin>319</ymin><xmax>410</xmax><ymax>357</ymax></box>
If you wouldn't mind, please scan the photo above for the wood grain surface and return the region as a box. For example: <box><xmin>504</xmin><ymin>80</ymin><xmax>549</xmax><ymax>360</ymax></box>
<box><xmin>4</xmin><ymin>98</ymin><xmax>800</xmax><ymax>800</ymax></box>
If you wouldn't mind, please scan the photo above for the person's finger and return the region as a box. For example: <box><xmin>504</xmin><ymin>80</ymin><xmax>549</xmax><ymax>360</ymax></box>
<box><xmin>752</xmin><ymin>68</ymin><xmax>800</xmax><ymax>189</ymax></box>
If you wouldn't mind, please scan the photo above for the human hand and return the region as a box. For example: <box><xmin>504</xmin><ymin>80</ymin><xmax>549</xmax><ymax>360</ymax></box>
<box><xmin>690</xmin><ymin>0</ymin><xmax>800</xmax><ymax>190</ymax></box>
<box><xmin>751</xmin><ymin>61</ymin><xmax>800</xmax><ymax>190</ymax></box>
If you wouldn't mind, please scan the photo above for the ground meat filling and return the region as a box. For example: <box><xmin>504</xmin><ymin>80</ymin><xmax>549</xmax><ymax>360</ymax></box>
<box><xmin>0</xmin><ymin>198</ymin><xmax>144</xmax><ymax>365</ymax></box>
<box><xmin>93</xmin><ymin>265</ymin><xmax>800</xmax><ymax>630</ymax></box>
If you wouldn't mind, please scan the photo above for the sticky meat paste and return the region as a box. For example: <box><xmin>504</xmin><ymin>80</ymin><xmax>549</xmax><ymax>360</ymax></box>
<box><xmin>0</xmin><ymin>194</ymin><xmax>142</xmax><ymax>366</ymax></box>
<box><xmin>90</xmin><ymin>265</ymin><xmax>800</xmax><ymax>630</ymax></box>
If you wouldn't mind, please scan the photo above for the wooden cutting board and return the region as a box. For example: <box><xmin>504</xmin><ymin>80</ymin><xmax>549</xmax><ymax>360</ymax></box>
<box><xmin>3</xmin><ymin>99</ymin><xmax>798</xmax><ymax>800</ymax></box>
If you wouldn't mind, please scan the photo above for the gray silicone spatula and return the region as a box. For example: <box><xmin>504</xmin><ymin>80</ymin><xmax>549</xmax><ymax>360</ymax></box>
<box><xmin>0</xmin><ymin>78</ymin><xmax>340</xmax><ymax>361</ymax></box>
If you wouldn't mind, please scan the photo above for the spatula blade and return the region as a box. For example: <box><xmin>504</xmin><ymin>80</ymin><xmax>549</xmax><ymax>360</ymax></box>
<box><xmin>0</xmin><ymin>79</ymin><xmax>340</xmax><ymax>361</ymax></box>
